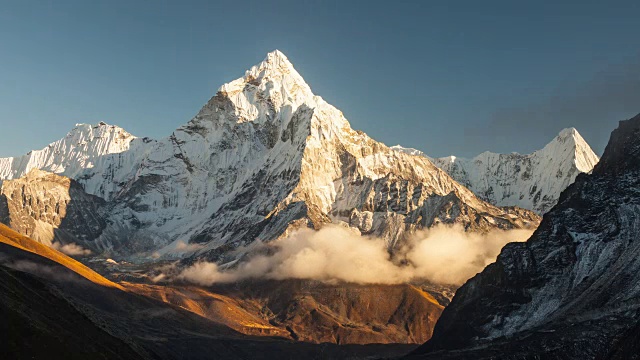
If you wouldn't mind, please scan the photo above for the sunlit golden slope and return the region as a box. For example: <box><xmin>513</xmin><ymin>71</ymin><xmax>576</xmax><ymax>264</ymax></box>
<box><xmin>0</xmin><ymin>223</ymin><xmax>122</xmax><ymax>289</ymax></box>
<box><xmin>126</xmin><ymin>280</ymin><xmax>446</xmax><ymax>344</ymax></box>
<box><xmin>123</xmin><ymin>282</ymin><xmax>291</xmax><ymax>338</ymax></box>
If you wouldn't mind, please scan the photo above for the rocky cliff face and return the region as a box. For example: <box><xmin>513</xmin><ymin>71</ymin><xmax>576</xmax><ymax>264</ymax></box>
<box><xmin>411</xmin><ymin>114</ymin><xmax>640</xmax><ymax>359</ymax></box>
<box><xmin>0</xmin><ymin>51</ymin><xmax>539</xmax><ymax>259</ymax></box>
<box><xmin>0</xmin><ymin>169</ymin><xmax>106</xmax><ymax>246</ymax></box>
<box><xmin>394</xmin><ymin>128</ymin><xmax>600</xmax><ymax>214</ymax></box>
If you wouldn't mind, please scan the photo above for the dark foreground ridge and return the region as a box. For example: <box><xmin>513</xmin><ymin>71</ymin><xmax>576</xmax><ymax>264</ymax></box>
<box><xmin>408</xmin><ymin>113</ymin><xmax>640</xmax><ymax>359</ymax></box>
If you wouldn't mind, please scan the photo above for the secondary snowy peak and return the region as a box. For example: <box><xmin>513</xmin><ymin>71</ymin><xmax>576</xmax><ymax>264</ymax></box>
<box><xmin>541</xmin><ymin>127</ymin><xmax>599</xmax><ymax>172</ymax></box>
<box><xmin>0</xmin><ymin>122</ymin><xmax>136</xmax><ymax>182</ymax></box>
<box><xmin>422</xmin><ymin>128</ymin><xmax>599</xmax><ymax>214</ymax></box>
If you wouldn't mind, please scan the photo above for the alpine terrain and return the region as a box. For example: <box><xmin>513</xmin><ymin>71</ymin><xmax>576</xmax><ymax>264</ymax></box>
<box><xmin>0</xmin><ymin>50</ymin><xmax>539</xmax><ymax>262</ymax></box>
<box><xmin>0</xmin><ymin>222</ymin><xmax>420</xmax><ymax>359</ymax></box>
<box><xmin>410</xmin><ymin>113</ymin><xmax>640</xmax><ymax>359</ymax></box>
<box><xmin>2</xmin><ymin>2</ymin><xmax>634</xmax><ymax>359</ymax></box>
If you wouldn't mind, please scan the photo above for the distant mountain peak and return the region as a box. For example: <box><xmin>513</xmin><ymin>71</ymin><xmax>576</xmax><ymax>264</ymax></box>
<box><xmin>262</xmin><ymin>49</ymin><xmax>294</xmax><ymax>69</ymax></box>
<box><xmin>0</xmin><ymin>121</ymin><xmax>136</xmax><ymax>184</ymax></box>
<box><xmin>557</xmin><ymin>126</ymin><xmax>578</xmax><ymax>137</ymax></box>
<box><xmin>208</xmin><ymin>51</ymin><xmax>316</xmax><ymax>127</ymax></box>
<box><xmin>245</xmin><ymin>50</ymin><xmax>300</xmax><ymax>82</ymax></box>
<box><xmin>540</xmin><ymin>127</ymin><xmax>599</xmax><ymax>174</ymax></box>
<box><xmin>394</xmin><ymin>128</ymin><xmax>601</xmax><ymax>214</ymax></box>
<box><xmin>549</xmin><ymin>127</ymin><xmax>592</xmax><ymax>153</ymax></box>
<box><xmin>67</xmin><ymin>122</ymin><xmax>134</xmax><ymax>138</ymax></box>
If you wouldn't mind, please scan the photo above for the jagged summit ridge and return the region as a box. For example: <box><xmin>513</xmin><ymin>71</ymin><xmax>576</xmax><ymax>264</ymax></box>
<box><xmin>242</xmin><ymin>50</ymin><xmax>304</xmax><ymax>86</ymax></box>
<box><xmin>214</xmin><ymin>50</ymin><xmax>315</xmax><ymax>125</ymax></box>
<box><xmin>541</xmin><ymin>127</ymin><xmax>598</xmax><ymax>173</ymax></box>
<box><xmin>0</xmin><ymin>122</ymin><xmax>136</xmax><ymax>183</ymax></box>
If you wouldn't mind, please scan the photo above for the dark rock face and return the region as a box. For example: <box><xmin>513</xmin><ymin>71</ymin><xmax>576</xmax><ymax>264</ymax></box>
<box><xmin>0</xmin><ymin>264</ymin><xmax>142</xmax><ymax>360</ymax></box>
<box><xmin>410</xmin><ymin>114</ymin><xmax>640</xmax><ymax>359</ymax></box>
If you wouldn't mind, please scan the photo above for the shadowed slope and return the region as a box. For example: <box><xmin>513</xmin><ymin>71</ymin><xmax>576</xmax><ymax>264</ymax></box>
<box><xmin>0</xmin><ymin>264</ymin><xmax>142</xmax><ymax>360</ymax></box>
<box><xmin>0</xmin><ymin>223</ymin><xmax>120</xmax><ymax>289</ymax></box>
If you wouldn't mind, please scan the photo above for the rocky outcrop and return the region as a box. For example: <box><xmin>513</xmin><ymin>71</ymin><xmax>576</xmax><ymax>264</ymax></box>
<box><xmin>411</xmin><ymin>114</ymin><xmax>640</xmax><ymax>359</ymax></box>
<box><xmin>0</xmin><ymin>169</ymin><xmax>106</xmax><ymax>247</ymax></box>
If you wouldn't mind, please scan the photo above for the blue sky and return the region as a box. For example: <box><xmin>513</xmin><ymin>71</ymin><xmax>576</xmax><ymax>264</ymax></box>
<box><xmin>1</xmin><ymin>0</ymin><xmax>639</xmax><ymax>157</ymax></box>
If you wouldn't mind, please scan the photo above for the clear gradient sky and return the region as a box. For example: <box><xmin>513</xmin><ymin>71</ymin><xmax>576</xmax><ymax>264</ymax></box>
<box><xmin>1</xmin><ymin>0</ymin><xmax>639</xmax><ymax>158</ymax></box>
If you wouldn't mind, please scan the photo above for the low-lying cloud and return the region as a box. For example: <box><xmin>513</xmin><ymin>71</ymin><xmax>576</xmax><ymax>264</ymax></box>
<box><xmin>51</xmin><ymin>242</ymin><xmax>92</xmax><ymax>256</ymax></box>
<box><xmin>178</xmin><ymin>224</ymin><xmax>534</xmax><ymax>286</ymax></box>
<box><xmin>174</xmin><ymin>240</ymin><xmax>205</xmax><ymax>253</ymax></box>
<box><xmin>1</xmin><ymin>258</ymin><xmax>83</xmax><ymax>284</ymax></box>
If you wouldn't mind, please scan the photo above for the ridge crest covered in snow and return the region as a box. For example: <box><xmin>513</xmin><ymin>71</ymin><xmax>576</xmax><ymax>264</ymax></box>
<box><xmin>394</xmin><ymin>127</ymin><xmax>599</xmax><ymax>213</ymax></box>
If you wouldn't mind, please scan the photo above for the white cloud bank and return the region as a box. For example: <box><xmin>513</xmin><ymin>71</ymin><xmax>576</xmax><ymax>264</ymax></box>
<box><xmin>178</xmin><ymin>224</ymin><xmax>534</xmax><ymax>286</ymax></box>
<box><xmin>51</xmin><ymin>242</ymin><xmax>92</xmax><ymax>256</ymax></box>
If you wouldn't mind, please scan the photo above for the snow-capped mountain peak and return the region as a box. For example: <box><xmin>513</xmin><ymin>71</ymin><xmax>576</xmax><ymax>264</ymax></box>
<box><xmin>418</xmin><ymin>114</ymin><xmax>640</xmax><ymax>358</ymax></box>
<box><xmin>246</xmin><ymin>49</ymin><xmax>301</xmax><ymax>82</ymax></box>
<box><xmin>540</xmin><ymin>127</ymin><xmax>599</xmax><ymax>173</ymax></box>
<box><xmin>1</xmin><ymin>51</ymin><xmax>540</xmax><ymax>259</ymax></box>
<box><xmin>215</xmin><ymin>50</ymin><xmax>314</xmax><ymax>124</ymax></box>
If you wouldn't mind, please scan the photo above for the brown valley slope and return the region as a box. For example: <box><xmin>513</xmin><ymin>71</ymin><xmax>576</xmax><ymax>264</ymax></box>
<box><xmin>0</xmin><ymin>173</ymin><xmax>452</xmax><ymax>348</ymax></box>
<box><xmin>0</xmin><ymin>224</ymin><xmax>425</xmax><ymax>359</ymax></box>
<box><xmin>125</xmin><ymin>279</ymin><xmax>444</xmax><ymax>345</ymax></box>
<box><xmin>0</xmin><ymin>223</ymin><xmax>120</xmax><ymax>289</ymax></box>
